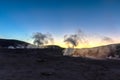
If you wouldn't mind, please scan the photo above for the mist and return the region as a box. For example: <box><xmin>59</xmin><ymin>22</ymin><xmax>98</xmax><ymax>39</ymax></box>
<box><xmin>101</xmin><ymin>36</ymin><xmax>114</xmax><ymax>44</ymax></box>
<box><xmin>32</xmin><ymin>32</ymin><xmax>54</xmax><ymax>47</ymax></box>
<box><xmin>63</xmin><ymin>29</ymin><xmax>119</xmax><ymax>59</ymax></box>
<box><xmin>64</xmin><ymin>29</ymin><xmax>89</xmax><ymax>48</ymax></box>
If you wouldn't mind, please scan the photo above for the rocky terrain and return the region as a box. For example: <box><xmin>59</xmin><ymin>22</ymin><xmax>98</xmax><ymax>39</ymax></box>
<box><xmin>0</xmin><ymin>48</ymin><xmax>120</xmax><ymax>80</ymax></box>
<box><xmin>64</xmin><ymin>43</ymin><xmax>120</xmax><ymax>59</ymax></box>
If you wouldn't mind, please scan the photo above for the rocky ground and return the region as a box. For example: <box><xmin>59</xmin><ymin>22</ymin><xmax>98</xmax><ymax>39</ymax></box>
<box><xmin>0</xmin><ymin>48</ymin><xmax>120</xmax><ymax>80</ymax></box>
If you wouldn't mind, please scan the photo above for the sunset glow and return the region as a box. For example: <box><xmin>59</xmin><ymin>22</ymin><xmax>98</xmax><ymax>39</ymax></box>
<box><xmin>0</xmin><ymin>0</ymin><xmax>120</xmax><ymax>48</ymax></box>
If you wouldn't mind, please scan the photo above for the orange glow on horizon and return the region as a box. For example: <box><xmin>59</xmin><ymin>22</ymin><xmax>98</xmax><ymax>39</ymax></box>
<box><xmin>54</xmin><ymin>39</ymin><xmax>120</xmax><ymax>48</ymax></box>
<box><xmin>28</xmin><ymin>38</ymin><xmax>120</xmax><ymax>48</ymax></box>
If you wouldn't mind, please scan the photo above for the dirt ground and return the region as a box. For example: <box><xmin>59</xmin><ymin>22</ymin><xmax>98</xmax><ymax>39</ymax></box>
<box><xmin>0</xmin><ymin>49</ymin><xmax>120</xmax><ymax>80</ymax></box>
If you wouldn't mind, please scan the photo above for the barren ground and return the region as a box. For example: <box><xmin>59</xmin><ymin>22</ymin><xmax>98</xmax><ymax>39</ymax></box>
<box><xmin>0</xmin><ymin>49</ymin><xmax>120</xmax><ymax>80</ymax></box>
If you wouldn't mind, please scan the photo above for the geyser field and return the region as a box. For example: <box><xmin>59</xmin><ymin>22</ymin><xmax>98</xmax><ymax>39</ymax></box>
<box><xmin>1</xmin><ymin>0</ymin><xmax>120</xmax><ymax>79</ymax></box>
<box><xmin>64</xmin><ymin>43</ymin><xmax>120</xmax><ymax>59</ymax></box>
<box><xmin>0</xmin><ymin>48</ymin><xmax>120</xmax><ymax>80</ymax></box>
<box><xmin>63</xmin><ymin>30</ymin><xmax>120</xmax><ymax>59</ymax></box>
<box><xmin>0</xmin><ymin>37</ymin><xmax>120</xmax><ymax>80</ymax></box>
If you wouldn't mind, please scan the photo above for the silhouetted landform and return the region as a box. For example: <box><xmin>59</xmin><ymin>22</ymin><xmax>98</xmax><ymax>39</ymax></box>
<box><xmin>0</xmin><ymin>48</ymin><xmax>120</xmax><ymax>80</ymax></box>
<box><xmin>0</xmin><ymin>39</ymin><xmax>30</xmax><ymax>48</ymax></box>
<box><xmin>64</xmin><ymin>43</ymin><xmax>120</xmax><ymax>59</ymax></box>
<box><xmin>44</xmin><ymin>45</ymin><xmax>63</xmax><ymax>49</ymax></box>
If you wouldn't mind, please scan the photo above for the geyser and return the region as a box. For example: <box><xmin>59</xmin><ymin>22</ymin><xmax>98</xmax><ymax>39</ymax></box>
<box><xmin>63</xmin><ymin>29</ymin><xmax>119</xmax><ymax>59</ymax></box>
<box><xmin>32</xmin><ymin>32</ymin><xmax>54</xmax><ymax>47</ymax></box>
<box><xmin>64</xmin><ymin>29</ymin><xmax>89</xmax><ymax>48</ymax></box>
<box><xmin>63</xmin><ymin>44</ymin><xmax>120</xmax><ymax>59</ymax></box>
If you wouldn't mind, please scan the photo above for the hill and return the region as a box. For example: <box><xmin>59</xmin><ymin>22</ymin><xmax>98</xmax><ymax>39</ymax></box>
<box><xmin>0</xmin><ymin>38</ymin><xmax>30</xmax><ymax>48</ymax></box>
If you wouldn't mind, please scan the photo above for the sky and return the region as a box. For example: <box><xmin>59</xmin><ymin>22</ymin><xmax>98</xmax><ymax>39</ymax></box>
<box><xmin>0</xmin><ymin>0</ymin><xmax>120</xmax><ymax>48</ymax></box>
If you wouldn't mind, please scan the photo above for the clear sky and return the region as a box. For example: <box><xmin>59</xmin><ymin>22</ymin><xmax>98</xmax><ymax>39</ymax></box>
<box><xmin>0</xmin><ymin>0</ymin><xmax>120</xmax><ymax>48</ymax></box>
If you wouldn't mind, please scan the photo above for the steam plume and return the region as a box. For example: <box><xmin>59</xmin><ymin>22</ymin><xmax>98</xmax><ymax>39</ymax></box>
<box><xmin>101</xmin><ymin>36</ymin><xmax>114</xmax><ymax>44</ymax></box>
<box><xmin>64</xmin><ymin>34</ymin><xmax>79</xmax><ymax>48</ymax></box>
<box><xmin>32</xmin><ymin>32</ymin><xmax>54</xmax><ymax>47</ymax></box>
<box><xmin>63</xmin><ymin>29</ymin><xmax>119</xmax><ymax>59</ymax></box>
<box><xmin>64</xmin><ymin>29</ymin><xmax>89</xmax><ymax>48</ymax></box>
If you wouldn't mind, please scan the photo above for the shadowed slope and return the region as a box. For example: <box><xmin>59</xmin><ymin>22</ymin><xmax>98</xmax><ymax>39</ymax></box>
<box><xmin>0</xmin><ymin>39</ymin><xmax>30</xmax><ymax>48</ymax></box>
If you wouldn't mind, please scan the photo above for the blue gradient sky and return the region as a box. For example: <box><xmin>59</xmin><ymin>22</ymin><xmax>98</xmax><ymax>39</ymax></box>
<box><xmin>0</xmin><ymin>0</ymin><xmax>120</xmax><ymax>47</ymax></box>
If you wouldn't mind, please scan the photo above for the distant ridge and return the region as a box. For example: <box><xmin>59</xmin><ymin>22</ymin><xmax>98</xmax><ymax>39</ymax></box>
<box><xmin>0</xmin><ymin>38</ymin><xmax>30</xmax><ymax>48</ymax></box>
<box><xmin>44</xmin><ymin>45</ymin><xmax>63</xmax><ymax>49</ymax></box>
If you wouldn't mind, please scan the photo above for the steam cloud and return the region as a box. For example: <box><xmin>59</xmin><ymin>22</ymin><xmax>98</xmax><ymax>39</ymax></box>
<box><xmin>63</xmin><ymin>29</ymin><xmax>117</xmax><ymax>59</ymax></box>
<box><xmin>64</xmin><ymin>29</ymin><xmax>89</xmax><ymax>48</ymax></box>
<box><xmin>64</xmin><ymin>34</ymin><xmax>79</xmax><ymax>48</ymax></box>
<box><xmin>101</xmin><ymin>36</ymin><xmax>114</xmax><ymax>44</ymax></box>
<box><xmin>63</xmin><ymin>44</ymin><xmax>120</xmax><ymax>59</ymax></box>
<box><xmin>32</xmin><ymin>32</ymin><xmax>54</xmax><ymax>47</ymax></box>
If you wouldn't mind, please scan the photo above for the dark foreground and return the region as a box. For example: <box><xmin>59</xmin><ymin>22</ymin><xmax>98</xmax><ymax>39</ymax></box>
<box><xmin>0</xmin><ymin>49</ymin><xmax>120</xmax><ymax>80</ymax></box>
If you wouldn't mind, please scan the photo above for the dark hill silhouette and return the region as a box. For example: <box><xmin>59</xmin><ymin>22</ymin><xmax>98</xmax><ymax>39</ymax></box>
<box><xmin>44</xmin><ymin>45</ymin><xmax>63</xmax><ymax>49</ymax></box>
<box><xmin>0</xmin><ymin>39</ymin><xmax>30</xmax><ymax>48</ymax></box>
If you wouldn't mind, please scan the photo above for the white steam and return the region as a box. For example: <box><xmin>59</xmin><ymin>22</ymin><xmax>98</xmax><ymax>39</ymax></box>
<box><xmin>63</xmin><ymin>29</ymin><xmax>119</xmax><ymax>59</ymax></box>
<box><xmin>64</xmin><ymin>34</ymin><xmax>79</xmax><ymax>48</ymax></box>
<box><xmin>63</xmin><ymin>44</ymin><xmax>120</xmax><ymax>59</ymax></box>
<box><xmin>63</xmin><ymin>48</ymin><xmax>75</xmax><ymax>56</ymax></box>
<box><xmin>101</xmin><ymin>36</ymin><xmax>114</xmax><ymax>44</ymax></box>
<box><xmin>32</xmin><ymin>32</ymin><xmax>54</xmax><ymax>47</ymax></box>
<box><xmin>64</xmin><ymin>29</ymin><xmax>89</xmax><ymax>48</ymax></box>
